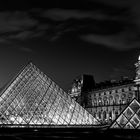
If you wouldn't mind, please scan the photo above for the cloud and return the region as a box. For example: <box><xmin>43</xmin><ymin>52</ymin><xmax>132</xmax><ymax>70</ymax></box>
<box><xmin>0</xmin><ymin>11</ymin><xmax>38</xmax><ymax>33</ymax></box>
<box><xmin>0</xmin><ymin>6</ymin><xmax>130</xmax><ymax>44</ymax></box>
<box><xmin>8</xmin><ymin>31</ymin><xmax>33</xmax><ymax>40</ymax></box>
<box><xmin>74</xmin><ymin>1</ymin><xmax>140</xmax><ymax>51</ymax></box>
<box><xmin>0</xmin><ymin>11</ymin><xmax>49</xmax><ymax>42</ymax></box>
<box><xmin>42</xmin><ymin>8</ymin><xmax>114</xmax><ymax>21</ymax></box>
<box><xmin>3</xmin><ymin>46</ymin><xmax>34</xmax><ymax>53</ymax></box>
<box><xmin>92</xmin><ymin>0</ymin><xmax>140</xmax><ymax>30</ymax></box>
<box><xmin>0</xmin><ymin>5</ymin><xmax>136</xmax><ymax>47</ymax></box>
<box><xmin>90</xmin><ymin>0</ymin><xmax>136</xmax><ymax>7</ymax></box>
<box><xmin>80</xmin><ymin>28</ymin><xmax>140</xmax><ymax>51</ymax></box>
<box><xmin>19</xmin><ymin>47</ymin><xmax>33</xmax><ymax>53</ymax></box>
<box><xmin>41</xmin><ymin>7</ymin><xmax>139</xmax><ymax>46</ymax></box>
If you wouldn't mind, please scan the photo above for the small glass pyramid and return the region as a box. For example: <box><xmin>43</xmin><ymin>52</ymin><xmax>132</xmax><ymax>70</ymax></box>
<box><xmin>0</xmin><ymin>63</ymin><xmax>100</xmax><ymax>127</ymax></box>
<box><xmin>110</xmin><ymin>99</ymin><xmax>140</xmax><ymax>129</ymax></box>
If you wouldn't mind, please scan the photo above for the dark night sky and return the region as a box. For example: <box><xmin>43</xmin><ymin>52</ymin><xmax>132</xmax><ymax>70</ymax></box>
<box><xmin>0</xmin><ymin>0</ymin><xmax>139</xmax><ymax>91</ymax></box>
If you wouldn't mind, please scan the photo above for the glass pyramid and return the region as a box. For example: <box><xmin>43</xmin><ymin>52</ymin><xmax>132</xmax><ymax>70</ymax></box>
<box><xmin>0</xmin><ymin>63</ymin><xmax>100</xmax><ymax>127</ymax></box>
<box><xmin>110</xmin><ymin>99</ymin><xmax>140</xmax><ymax>129</ymax></box>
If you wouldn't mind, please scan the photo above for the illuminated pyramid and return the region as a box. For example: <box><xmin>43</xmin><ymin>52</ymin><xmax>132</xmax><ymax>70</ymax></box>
<box><xmin>110</xmin><ymin>99</ymin><xmax>140</xmax><ymax>129</ymax></box>
<box><xmin>0</xmin><ymin>62</ymin><xmax>100</xmax><ymax>127</ymax></box>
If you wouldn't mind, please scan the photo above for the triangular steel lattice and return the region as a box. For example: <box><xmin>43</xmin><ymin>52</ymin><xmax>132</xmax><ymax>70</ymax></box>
<box><xmin>110</xmin><ymin>98</ymin><xmax>140</xmax><ymax>129</ymax></box>
<box><xmin>0</xmin><ymin>63</ymin><xmax>100</xmax><ymax>127</ymax></box>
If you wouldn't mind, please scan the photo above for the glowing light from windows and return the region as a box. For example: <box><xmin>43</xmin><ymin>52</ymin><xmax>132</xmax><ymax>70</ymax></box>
<box><xmin>138</xmin><ymin>55</ymin><xmax>140</xmax><ymax>61</ymax></box>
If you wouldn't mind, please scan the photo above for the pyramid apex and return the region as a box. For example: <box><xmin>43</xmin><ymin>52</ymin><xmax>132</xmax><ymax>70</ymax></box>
<box><xmin>25</xmin><ymin>61</ymin><xmax>35</xmax><ymax>68</ymax></box>
<box><xmin>27</xmin><ymin>61</ymin><xmax>33</xmax><ymax>65</ymax></box>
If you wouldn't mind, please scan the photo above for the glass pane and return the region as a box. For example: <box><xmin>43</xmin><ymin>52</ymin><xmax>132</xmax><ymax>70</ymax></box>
<box><xmin>130</xmin><ymin>100</ymin><xmax>140</xmax><ymax>113</ymax></box>
<box><xmin>124</xmin><ymin>122</ymin><xmax>134</xmax><ymax>129</ymax></box>
<box><xmin>124</xmin><ymin>107</ymin><xmax>134</xmax><ymax>120</ymax></box>
<box><xmin>117</xmin><ymin>115</ymin><xmax>128</xmax><ymax>128</ymax></box>
<box><xmin>137</xmin><ymin>109</ymin><xmax>140</xmax><ymax>119</ymax></box>
<box><xmin>130</xmin><ymin>115</ymin><xmax>140</xmax><ymax>128</ymax></box>
<box><xmin>111</xmin><ymin>122</ymin><xmax>120</xmax><ymax>128</ymax></box>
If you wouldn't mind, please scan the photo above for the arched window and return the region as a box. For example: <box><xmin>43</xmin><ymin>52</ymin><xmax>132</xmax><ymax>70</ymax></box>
<box><xmin>121</xmin><ymin>93</ymin><xmax>126</xmax><ymax>104</ymax></box>
<box><xmin>98</xmin><ymin>111</ymin><xmax>101</xmax><ymax>119</ymax></box>
<box><xmin>128</xmin><ymin>92</ymin><xmax>133</xmax><ymax>102</ymax></box>
<box><xmin>103</xmin><ymin>111</ymin><xmax>106</xmax><ymax>120</ymax></box>
<box><xmin>115</xmin><ymin>94</ymin><xmax>119</xmax><ymax>104</ymax></box>
<box><xmin>103</xmin><ymin>96</ymin><xmax>108</xmax><ymax>105</ymax></box>
<box><xmin>93</xmin><ymin>98</ymin><xmax>97</xmax><ymax>106</ymax></box>
<box><xmin>109</xmin><ymin>111</ymin><xmax>112</xmax><ymax>120</ymax></box>
<box><xmin>109</xmin><ymin>95</ymin><xmax>113</xmax><ymax>105</ymax></box>
<box><xmin>98</xmin><ymin>97</ymin><xmax>102</xmax><ymax>106</ymax></box>
<box><xmin>115</xmin><ymin>110</ymin><xmax>119</xmax><ymax>119</ymax></box>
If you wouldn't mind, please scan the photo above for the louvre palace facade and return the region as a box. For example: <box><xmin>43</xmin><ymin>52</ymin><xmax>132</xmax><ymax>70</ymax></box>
<box><xmin>69</xmin><ymin>55</ymin><xmax>140</xmax><ymax>126</ymax></box>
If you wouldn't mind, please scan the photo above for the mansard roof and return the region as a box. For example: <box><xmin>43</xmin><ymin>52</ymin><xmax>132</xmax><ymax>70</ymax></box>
<box><xmin>93</xmin><ymin>79</ymin><xmax>134</xmax><ymax>91</ymax></box>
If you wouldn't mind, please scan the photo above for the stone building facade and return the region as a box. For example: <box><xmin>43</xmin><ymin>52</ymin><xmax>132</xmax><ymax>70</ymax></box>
<box><xmin>69</xmin><ymin>55</ymin><xmax>140</xmax><ymax>125</ymax></box>
<box><xmin>86</xmin><ymin>82</ymin><xmax>137</xmax><ymax>124</ymax></box>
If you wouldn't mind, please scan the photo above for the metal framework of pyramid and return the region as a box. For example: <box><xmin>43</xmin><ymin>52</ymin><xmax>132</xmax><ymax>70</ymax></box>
<box><xmin>0</xmin><ymin>62</ymin><xmax>100</xmax><ymax>127</ymax></box>
<box><xmin>110</xmin><ymin>98</ymin><xmax>140</xmax><ymax>129</ymax></box>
